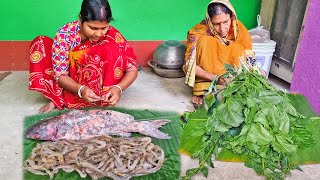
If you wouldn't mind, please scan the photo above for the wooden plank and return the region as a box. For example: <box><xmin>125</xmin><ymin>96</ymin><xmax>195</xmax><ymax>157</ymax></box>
<box><xmin>270</xmin><ymin>58</ymin><xmax>293</xmax><ymax>83</ymax></box>
<box><xmin>271</xmin><ymin>0</ymin><xmax>290</xmax><ymax>65</ymax></box>
<box><xmin>259</xmin><ymin>0</ymin><xmax>277</xmax><ymax>31</ymax></box>
<box><xmin>280</xmin><ymin>0</ymin><xmax>308</xmax><ymax>67</ymax></box>
<box><xmin>292</xmin><ymin>0</ymin><xmax>310</xmax><ymax>68</ymax></box>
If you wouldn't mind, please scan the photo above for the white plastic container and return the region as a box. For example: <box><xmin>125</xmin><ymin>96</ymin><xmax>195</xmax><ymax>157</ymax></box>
<box><xmin>252</xmin><ymin>40</ymin><xmax>276</xmax><ymax>77</ymax></box>
<box><xmin>249</xmin><ymin>15</ymin><xmax>277</xmax><ymax>78</ymax></box>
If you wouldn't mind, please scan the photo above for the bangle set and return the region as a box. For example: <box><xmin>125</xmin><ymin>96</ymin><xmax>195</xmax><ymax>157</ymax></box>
<box><xmin>112</xmin><ymin>85</ymin><xmax>123</xmax><ymax>94</ymax></box>
<box><xmin>78</xmin><ymin>85</ymin><xmax>86</xmax><ymax>98</ymax></box>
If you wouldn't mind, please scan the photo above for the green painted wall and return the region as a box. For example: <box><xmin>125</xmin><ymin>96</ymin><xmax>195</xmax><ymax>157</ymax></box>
<box><xmin>0</xmin><ymin>0</ymin><xmax>261</xmax><ymax>41</ymax></box>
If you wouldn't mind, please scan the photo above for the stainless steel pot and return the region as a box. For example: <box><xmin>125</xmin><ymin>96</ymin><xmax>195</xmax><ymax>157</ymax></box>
<box><xmin>153</xmin><ymin>40</ymin><xmax>186</xmax><ymax>69</ymax></box>
<box><xmin>148</xmin><ymin>60</ymin><xmax>185</xmax><ymax>78</ymax></box>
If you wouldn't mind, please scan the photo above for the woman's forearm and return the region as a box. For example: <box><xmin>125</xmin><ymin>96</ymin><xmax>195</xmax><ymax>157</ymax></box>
<box><xmin>195</xmin><ymin>65</ymin><xmax>216</xmax><ymax>81</ymax></box>
<box><xmin>58</xmin><ymin>76</ymin><xmax>82</xmax><ymax>95</ymax></box>
<box><xmin>116</xmin><ymin>69</ymin><xmax>138</xmax><ymax>91</ymax></box>
<box><xmin>57</xmin><ymin>69</ymin><xmax>138</xmax><ymax>95</ymax></box>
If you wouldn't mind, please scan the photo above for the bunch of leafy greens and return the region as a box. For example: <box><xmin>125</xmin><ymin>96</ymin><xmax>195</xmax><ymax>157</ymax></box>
<box><xmin>181</xmin><ymin>66</ymin><xmax>315</xmax><ymax>180</ymax></box>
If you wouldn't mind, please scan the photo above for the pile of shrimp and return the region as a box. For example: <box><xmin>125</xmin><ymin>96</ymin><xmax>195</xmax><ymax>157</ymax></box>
<box><xmin>24</xmin><ymin>136</ymin><xmax>165</xmax><ymax>180</ymax></box>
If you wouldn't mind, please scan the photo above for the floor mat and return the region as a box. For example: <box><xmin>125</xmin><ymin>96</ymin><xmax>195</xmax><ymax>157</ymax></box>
<box><xmin>23</xmin><ymin>108</ymin><xmax>182</xmax><ymax>180</ymax></box>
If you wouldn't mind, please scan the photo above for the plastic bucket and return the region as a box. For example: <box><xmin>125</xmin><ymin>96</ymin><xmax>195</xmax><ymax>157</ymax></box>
<box><xmin>252</xmin><ymin>40</ymin><xmax>276</xmax><ymax>77</ymax></box>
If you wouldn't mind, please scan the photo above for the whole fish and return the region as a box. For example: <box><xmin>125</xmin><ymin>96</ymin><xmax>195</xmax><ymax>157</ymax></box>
<box><xmin>26</xmin><ymin>110</ymin><xmax>171</xmax><ymax>141</ymax></box>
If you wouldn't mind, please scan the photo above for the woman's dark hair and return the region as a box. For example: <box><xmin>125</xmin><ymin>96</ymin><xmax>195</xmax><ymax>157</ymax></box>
<box><xmin>208</xmin><ymin>3</ymin><xmax>232</xmax><ymax>18</ymax></box>
<box><xmin>80</xmin><ymin>0</ymin><xmax>113</xmax><ymax>23</ymax></box>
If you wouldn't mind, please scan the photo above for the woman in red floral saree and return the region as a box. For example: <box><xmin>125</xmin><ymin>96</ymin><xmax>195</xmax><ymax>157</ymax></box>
<box><xmin>29</xmin><ymin>0</ymin><xmax>138</xmax><ymax>113</ymax></box>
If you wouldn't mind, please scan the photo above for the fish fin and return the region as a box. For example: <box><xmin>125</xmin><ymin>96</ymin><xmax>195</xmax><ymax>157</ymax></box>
<box><xmin>139</xmin><ymin>121</ymin><xmax>171</xmax><ymax>139</ymax></box>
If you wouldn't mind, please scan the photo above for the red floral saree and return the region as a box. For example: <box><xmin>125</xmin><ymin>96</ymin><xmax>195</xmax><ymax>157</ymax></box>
<box><xmin>29</xmin><ymin>28</ymin><xmax>137</xmax><ymax>109</ymax></box>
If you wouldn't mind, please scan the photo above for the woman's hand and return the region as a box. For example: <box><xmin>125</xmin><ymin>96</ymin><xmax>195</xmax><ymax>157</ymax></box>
<box><xmin>102</xmin><ymin>86</ymin><xmax>122</xmax><ymax>106</ymax></box>
<box><xmin>195</xmin><ymin>65</ymin><xmax>232</xmax><ymax>86</ymax></box>
<box><xmin>218</xmin><ymin>76</ymin><xmax>230</xmax><ymax>86</ymax></box>
<box><xmin>81</xmin><ymin>87</ymin><xmax>103</xmax><ymax>103</ymax></box>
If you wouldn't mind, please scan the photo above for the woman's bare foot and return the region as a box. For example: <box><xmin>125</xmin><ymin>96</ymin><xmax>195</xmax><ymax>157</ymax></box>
<box><xmin>192</xmin><ymin>95</ymin><xmax>203</xmax><ymax>109</ymax></box>
<box><xmin>39</xmin><ymin>101</ymin><xmax>55</xmax><ymax>114</ymax></box>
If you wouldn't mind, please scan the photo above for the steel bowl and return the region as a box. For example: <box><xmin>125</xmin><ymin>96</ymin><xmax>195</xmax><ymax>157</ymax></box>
<box><xmin>148</xmin><ymin>60</ymin><xmax>185</xmax><ymax>78</ymax></box>
<box><xmin>153</xmin><ymin>40</ymin><xmax>186</xmax><ymax>69</ymax></box>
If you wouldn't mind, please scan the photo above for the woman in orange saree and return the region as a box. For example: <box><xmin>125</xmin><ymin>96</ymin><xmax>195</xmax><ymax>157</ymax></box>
<box><xmin>183</xmin><ymin>0</ymin><xmax>253</xmax><ymax>108</ymax></box>
<box><xmin>29</xmin><ymin>0</ymin><xmax>138</xmax><ymax>113</ymax></box>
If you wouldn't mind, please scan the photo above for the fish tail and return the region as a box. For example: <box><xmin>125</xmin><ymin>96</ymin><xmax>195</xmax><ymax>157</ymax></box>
<box><xmin>139</xmin><ymin>121</ymin><xmax>171</xmax><ymax>139</ymax></box>
<box><xmin>149</xmin><ymin>119</ymin><xmax>171</xmax><ymax>128</ymax></box>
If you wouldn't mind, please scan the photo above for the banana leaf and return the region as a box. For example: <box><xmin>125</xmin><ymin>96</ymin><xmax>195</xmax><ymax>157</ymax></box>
<box><xmin>290</xmin><ymin>117</ymin><xmax>320</xmax><ymax>164</ymax></box>
<box><xmin>287</xmin><ymin>93</ymin><xmax>317</xmax><ymax>117</ymax></box>
<box><xmin>178</xmin><ymin>105</ymin><xmax>208</xmax><ymax>155</ymax></box>
<box><xmin>23</xmin><ymin>108</ymin><xmax>182</xmax><ymax>180</ymax></box>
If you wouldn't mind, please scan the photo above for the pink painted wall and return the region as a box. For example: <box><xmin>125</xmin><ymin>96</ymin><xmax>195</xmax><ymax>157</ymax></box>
<box><xmin>290</xmin><ymin>0</ymin><xmax>320</xmax><ymax>115</ymax></box>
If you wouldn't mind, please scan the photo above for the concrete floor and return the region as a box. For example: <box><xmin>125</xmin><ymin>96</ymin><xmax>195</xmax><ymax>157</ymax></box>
<box><xmin>0</xmin><ymin>68</ymin><xmax>319</xmax><ymax>180</ymax></box>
